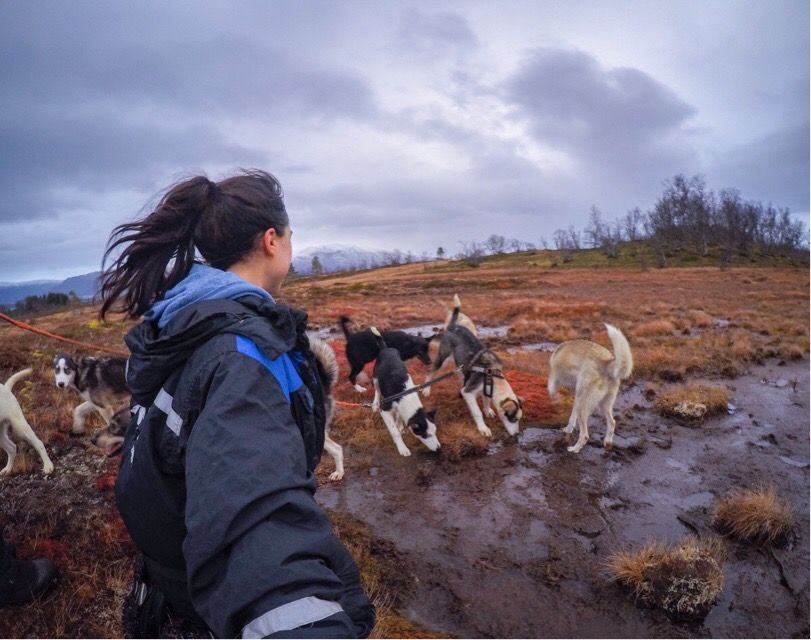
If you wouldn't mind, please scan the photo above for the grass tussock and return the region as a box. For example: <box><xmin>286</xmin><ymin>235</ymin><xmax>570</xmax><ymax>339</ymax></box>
<box><xmin>713</xmin><ymin>486</ymin><xmax>793</xmax><ymax>546</ymax></box>
<box><xmin>607</xmin><ymin>537</ymin><xmax>725</xmax><ymax>623</ymax></box>
<box><xmin>686</xmin><ymin>309</ymin><xmax>714</xmax><ymax>328</ymax></box>
<box><xmin>655</xmin><ymin>383</ymin><xmax>730</xmax><ymax>423</ymax></box>
<box><xmin>632</xmin><ymin>320</ymin><xmax>677</xmax><ymax>337</ymax></box>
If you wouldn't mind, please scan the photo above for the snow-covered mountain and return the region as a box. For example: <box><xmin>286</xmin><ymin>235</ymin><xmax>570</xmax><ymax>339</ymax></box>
<box><xmin>292</xmin><ymin>244</ymin><xmax>427</xmax><ymax>274</ymax></box>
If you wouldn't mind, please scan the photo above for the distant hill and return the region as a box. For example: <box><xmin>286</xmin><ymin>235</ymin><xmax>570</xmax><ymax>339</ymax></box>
<box><xmin>293</xmin><ymin>245</ymin><xmax>417</xmax><ymax>274</ymax></box>
<box><xmin>0</xmin><ymin>272</ymin><xmax>100</xmax><ymax>306</ymax></box>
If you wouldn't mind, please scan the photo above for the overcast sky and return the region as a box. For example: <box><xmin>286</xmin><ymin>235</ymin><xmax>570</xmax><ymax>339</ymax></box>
<box><xmin>1</xmin><ymin>0</ymin><xmax>808</xmax><ymax>281</ymax></box>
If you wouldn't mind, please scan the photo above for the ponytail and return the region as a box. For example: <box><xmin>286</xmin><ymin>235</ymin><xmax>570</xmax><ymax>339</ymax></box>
<box><xmin>99</xmin><ymin>170</ymin><xmax>288</xmax><ymax>319</ymax></box>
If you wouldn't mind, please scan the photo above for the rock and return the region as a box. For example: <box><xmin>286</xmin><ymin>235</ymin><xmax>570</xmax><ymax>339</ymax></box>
<box><xmin>611</xmin><ymin>434</ymin><xmax>646</xmax><ymax>453</ymax></box>
<box><xmin>650</xmin><ymin>434</ymin><xmax>673</xmax><ymax>450</ymax></box>
<box><xmin>726</xmin><ymin>402</ymin><xmax>736</xmax><ymax>414</ymax></box>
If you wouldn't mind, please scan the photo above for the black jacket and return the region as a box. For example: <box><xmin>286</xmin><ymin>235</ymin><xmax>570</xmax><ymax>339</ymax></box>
<box><xmin>116</xmin><ymin>295</ymin><xmax>374</xmax><ymax>638</ymax></box>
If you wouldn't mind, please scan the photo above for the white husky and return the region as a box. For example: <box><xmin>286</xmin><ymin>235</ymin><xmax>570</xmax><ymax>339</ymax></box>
<box><xmin>548</xmin><ymin>324</ymin><xmax>633</xmax><ymax>454</ymax></box>
<box><xmin>0</xmin><ymin>369</ymin><xmax>54</xmax><ymax>475</ymax></box>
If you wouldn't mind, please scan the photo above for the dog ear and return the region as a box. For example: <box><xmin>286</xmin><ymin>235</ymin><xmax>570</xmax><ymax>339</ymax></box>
<box><xmin>517</xmin><ymin>395</ymin><xmax>525</xmax><ymax>407</ymax></box>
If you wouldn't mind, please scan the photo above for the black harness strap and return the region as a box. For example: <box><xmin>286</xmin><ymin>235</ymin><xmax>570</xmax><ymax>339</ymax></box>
<box><xmin>371</xmin><ymin>347</ymin><xmax>503</xmax><ymax>406</ymax></box>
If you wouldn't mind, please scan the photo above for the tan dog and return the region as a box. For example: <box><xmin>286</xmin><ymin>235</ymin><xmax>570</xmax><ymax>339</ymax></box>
<box><xmin>0</xmin><ymin>368</ymin><xmax>54</xmax><ymax>475</ymax></box>
<box><xmin>548</xmin><ymin>324</ymin><xmax>633</xmax><ymax>453</ymax></box>
<box><xmin>435</xmin><ymin>295</ymin><xmax>478</xmax><ymax>336</ymax></box>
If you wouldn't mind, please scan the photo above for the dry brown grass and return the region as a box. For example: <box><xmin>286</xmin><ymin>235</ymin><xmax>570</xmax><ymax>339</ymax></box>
<box><xmin>713</xmin><ymin>486</ymin><xmax>794</xmax><ymax>545</ymax></box>
<box><xmin>686</xmin><ymin>309</ymin><xmax>714</xmax><ymax>327</ymax></box>
<box><xmin>655</xmin><ymin>384</ymin><xmax>729</xmax><ymax>423</ymax></box>
<box><xmin>632</xmin><ymin>320</ymin><xmax>677</xmax><ymax>337</ymax></box>
<box><xmin>607</xmin><ymin>537</ymin><xmax>726</xmax><ymax>623</ymax></box>
<box><xmin>654</xmin><ymin>383</ymin><xmax>730</xmax><ymax>423</ymax></box>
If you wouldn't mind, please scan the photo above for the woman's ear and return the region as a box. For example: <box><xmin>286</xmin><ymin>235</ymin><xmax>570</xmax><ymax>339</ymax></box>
<box><xmin>260</xmin><ymin>228</ymin><xmax>279</xmax><ymax>256</ymax></box>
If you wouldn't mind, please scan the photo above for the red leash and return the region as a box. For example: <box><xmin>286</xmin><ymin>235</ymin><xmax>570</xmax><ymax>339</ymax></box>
<box><xmin>0</xmin><ymin>311</ymin><xmax>129</xmax><ymax>357</ymax></box>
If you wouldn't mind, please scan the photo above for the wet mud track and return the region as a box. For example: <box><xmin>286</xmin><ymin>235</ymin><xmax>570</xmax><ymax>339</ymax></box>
<box><xmin>318</xmin><ymin>359</ymin><xmax>809</xmax><ymax>638</ymax></box>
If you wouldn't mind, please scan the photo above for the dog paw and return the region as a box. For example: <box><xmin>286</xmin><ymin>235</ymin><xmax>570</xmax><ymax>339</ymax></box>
<box><xmin>353</xmin><ymin>384</ymin><xmax>368</xmax><ymax>393</ymax></box>
<box><xmin>567</xmin><ymin>441</ymin><xmax>586</xmax><ymax>453</ymax></box>
<box><xmin>603</xmin><ymin>439</ymin><xmax>614</xmax><ymax>450</ymax></box>
<box><xmin>0</xmin><ymin>468</ymin><xmax>10</xmax><ymax>476</ymax></box>
<box><xmin>42</xmin><ymin>463</ymin><xmax>54</xmax><ymax>475</ymax></box>
<box><xmin>421</xmin><ymin>387</ymin><xmax>432</xmax><ymax>398</ymax></box>
<box><xmin>397</xmin><ymin>446</ymin><xmax>412</xmax><ymax>457</ymax></box>
<box><xmin>485</xmin><ymin>407</ymin><xmax>496</xmax><ymax>418</ymax></box>
<box><xmin>563</xmin><ymin>424</ymin><xmax>575</xmax><ymax>434</ymax></box>
<box><xmin>478</xmin><ymin>426</ymin><xmax>493</xmax><ymax>438</ymax></box>
<box><xmin>329</xmin><ymin>471</ymin><xmax>344</xmax><ymax>481</ymax></box>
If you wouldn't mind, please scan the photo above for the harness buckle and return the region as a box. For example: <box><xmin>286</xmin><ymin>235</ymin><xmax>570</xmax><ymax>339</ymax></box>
<box><xmin>484</xmin><ymin>374</ymin><xmax>494</xmax><ymax>398</ymax></box>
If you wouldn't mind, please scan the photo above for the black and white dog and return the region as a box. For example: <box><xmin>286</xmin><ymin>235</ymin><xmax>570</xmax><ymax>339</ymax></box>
<box><xmin>53</xmin><ymin>354</ymin><xmax>130</xmax><ymax>434</ymax></box>
<box><xmin>370</xmin><ymin>328</ymin><xmax>440</xmax><ymax>456</ymax></box>
<box><xmin>339</xmin><ymin>316</ymin><xmax>434</xmax><ymax>392</ymax></box>
<box><xmin>423</xmin><ymin>295</ymin><xmax>524</xmax><ymax>437</ymax></box>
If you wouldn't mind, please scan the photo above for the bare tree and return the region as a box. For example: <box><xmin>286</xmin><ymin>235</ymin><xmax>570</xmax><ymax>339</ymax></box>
<box><xmin>622</xmin><ymin>207</ymin><xmax>644</xmax><ymax>242</ymax></box>
<box><xmin>567</xmin><ymin>225</ymin><xmax>581</xmax><ymax>250</ymax></box>
<box><xmin>485</xmin><ymin>234</ymin><xmax>508</xmax><ymax>255</ymax></box>
<box><xmin>457</xmin><ymin>240</ymin><xmax>485</xmax><ymax>267</ymax></box>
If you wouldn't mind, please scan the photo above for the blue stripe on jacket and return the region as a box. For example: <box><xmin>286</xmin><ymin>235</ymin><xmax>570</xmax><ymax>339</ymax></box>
<box><xmin>235</xmin><ymin>335</ymin><xmax>303</xmax><ymax>402</ymax></box>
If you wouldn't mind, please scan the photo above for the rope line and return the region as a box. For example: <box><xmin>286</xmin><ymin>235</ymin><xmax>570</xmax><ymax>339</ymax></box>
<box><xmin>0</xmin><ymin>312</ymin><xmax>130</xmax><ymax>357</ymax></box>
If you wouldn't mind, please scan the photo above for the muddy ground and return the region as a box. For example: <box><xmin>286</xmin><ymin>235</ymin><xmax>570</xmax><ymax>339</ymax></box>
<box><xmin>317</xmin><ymin>358</ymin><xmax>810</xmax><ymax>638</ymax></box>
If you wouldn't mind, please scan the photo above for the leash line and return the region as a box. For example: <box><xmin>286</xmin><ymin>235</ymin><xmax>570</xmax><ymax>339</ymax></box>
<box><xmin>0</xmin><ymin>311</ymin><xmax>130</xmax><ymax>357</ymax></box>
<box><xmin>334</xmin><ymin>362</ymin><xmax>468</xmax><ymax>410</ymax></box>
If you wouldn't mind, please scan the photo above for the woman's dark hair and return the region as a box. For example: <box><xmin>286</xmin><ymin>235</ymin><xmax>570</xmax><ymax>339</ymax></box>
<box><xmin>99</xmin><ymin>169</ymin><xmax>288</xmax><ymax>319</ymax></box>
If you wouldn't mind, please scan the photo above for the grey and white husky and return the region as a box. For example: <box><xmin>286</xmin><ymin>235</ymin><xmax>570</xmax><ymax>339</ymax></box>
<box><xmin>547</xmin><ymin>324</ymin><xmax>633</xmax><ymax>453</ymax></box>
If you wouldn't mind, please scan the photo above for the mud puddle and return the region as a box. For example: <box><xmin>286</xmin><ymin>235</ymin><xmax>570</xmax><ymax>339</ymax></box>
<box><xmin>318</xmin><ymin>359</ymin><xmax>809</xmax><ymax>638</ymax></box>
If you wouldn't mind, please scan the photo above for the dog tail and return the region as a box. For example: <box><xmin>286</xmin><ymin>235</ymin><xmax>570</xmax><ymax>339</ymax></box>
<box><xmin>5</xmin><ymin>368</ymin><xmax>33</xmax><ymax>392</ymax></box>
<box><xmin>309</xmin><ymin>336</ymin><xmax>339</xmax><ymax>390</ymax></box>
<box><xmin>605</xmin><ymin>323</ymin><xmax>633</xmax><ymax>380</ymax></box>
<box><xmin>369</xmin><ymin>327</ymin><xmax>387</xmax><ymax>352</ymax></box>
<box><xmin>448</xmin><ymin>293</ymin><xmax>462</xmax><ymax>329</ymax></box>
<box><xmin>547</xmin><ymin>369</ymin><xmax>558</xmax><ymax>397</ymax></box>
<box><xmin>338</xmin><ymin>316</ymin><xmax>353</xmax><ymax>340</ymax></box>
<box><xmin>434</xmin><ymin>297</ymin><xmax>450</xmax><ymax>313</ymax></box>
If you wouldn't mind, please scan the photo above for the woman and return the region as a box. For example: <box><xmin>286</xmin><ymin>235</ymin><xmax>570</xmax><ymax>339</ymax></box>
<box><xmin>100</xmin><ymin>170</ymin><xmax>374</xmax><ymax>638</ymax></box>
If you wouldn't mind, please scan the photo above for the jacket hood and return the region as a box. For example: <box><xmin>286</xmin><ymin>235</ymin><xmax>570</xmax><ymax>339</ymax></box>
<box><xmin>125</xmin><ymin>295</ymin><xmax>308</xmax><ymax>404</ymax></box>
<box><xmin>144</xmin><ymin>263</ymin><xmax>274</xmax><ymax>329</ymax></box>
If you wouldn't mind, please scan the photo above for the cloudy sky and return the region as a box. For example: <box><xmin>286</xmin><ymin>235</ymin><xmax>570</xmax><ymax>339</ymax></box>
<box><xmin>1</xmin><ymin>0</ymin><xmax>808</xmax><ymax>281</ymax></box>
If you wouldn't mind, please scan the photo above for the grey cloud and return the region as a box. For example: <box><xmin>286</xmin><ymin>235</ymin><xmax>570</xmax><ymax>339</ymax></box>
<box><xmin>0</xmin><ymin>113</ymin><xmax>265</xmax><ymax>222</ymax></box>
<box><xmin>503</xmin><ymin>48</ymin><xmax>697</xmax><ymax>173</ymax></box>
<box><xmin>1</xmin><ymin>36</ymin><xmax>376</xmax><ymax>124</ymax></box>
<box><xmin>713</xmin><ymin>117</ymin><xmax>809</xmax><ymax>212</ymax></box>
<box><xmin>396</xmin><ymin>9</ymin><xmax>479</xmax><ymax>59</ymax></box>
